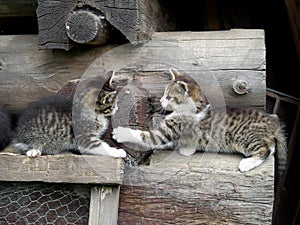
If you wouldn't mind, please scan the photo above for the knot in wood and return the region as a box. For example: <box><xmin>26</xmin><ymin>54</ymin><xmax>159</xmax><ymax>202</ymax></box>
<box><xmin>232</xmin><ymin>80</ymin><xmax>251</xmax><ymax>95</ymax></box>
<box><xmin>66</xmin><ymin>10</ymin><xmax>109</xmax><ymax>45</ymax></box>
<box><xmin>77</xmin><ymin>1</ymin><xmax>84</xmax><ymax>8</ymax></box>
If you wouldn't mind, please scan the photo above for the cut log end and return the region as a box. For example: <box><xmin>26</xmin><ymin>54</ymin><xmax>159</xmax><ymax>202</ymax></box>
<box><xmin>66</xmin><ymin>10</ymin><xmax>110</xmax><ymax>45</ymax></box>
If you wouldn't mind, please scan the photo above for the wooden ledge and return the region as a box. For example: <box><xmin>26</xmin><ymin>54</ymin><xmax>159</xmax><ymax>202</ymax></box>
<box><xmin>0</xmin><ymin>154</ymin><xmax>124</xmax><ymax>185</ymax></box>
<box><xmin>118</xmin><ymin>151</ymin><xmax>275</xmax><ymax>224</ymax></box>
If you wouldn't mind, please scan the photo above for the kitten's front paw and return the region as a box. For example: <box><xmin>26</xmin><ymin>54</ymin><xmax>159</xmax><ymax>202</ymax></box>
<box><xmin>110</xmin><ymin>148</ymin><xmax>127</xmax><ymax>158</ymax></box>
<box><xmin>26</xmin><ymin>149</ymin><xmax>41</xmax><ymax>158</ymax></box>
<box><xmin>112</xmin><ymin>127</ymin><xmax>128</xmax><ymax>143</ymax></box>
<box><xmin>112</xmin><ymin>127</ymin><xmax>142</xmax><ymax>143</ymax></box>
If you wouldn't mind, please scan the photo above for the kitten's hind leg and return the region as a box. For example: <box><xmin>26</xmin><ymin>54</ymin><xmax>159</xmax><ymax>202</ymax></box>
<box><xmin>12</xmin><ymin>143</ymin><xmax>42</xmax><ymax>158</ymax></box>
<box><xmin>238</xmin><ymin>144</ymin><xmax>274</xmax><ymax>172</ymax></box>
<box><xmin>238</xmin><ymin>156</ymin><xmax>264</xmax><ymax>172</ymax></box>
<box><xmin>26</xmin><ymin>149</ymin><xmax>42</xmax><ymax>158</ymax></box>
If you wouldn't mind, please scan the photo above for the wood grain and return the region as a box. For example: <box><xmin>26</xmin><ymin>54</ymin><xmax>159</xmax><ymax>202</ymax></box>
<box><xmin>66</xmin><ymin>10</ymin><xmax>110</xmax><ymax>45</ymax></box>
<box><xmin>0</xmin><ymin>30</ymin><xmax>265</xmax><ymax>115</ymax></box>
<box><xmin>0</xmin><ymin>35</ymin><xmax>117</xmax><ymax>115</ymax></box>
<box><xmin>112</xmin><ymin>29</ymin><xmax>266</xmax><ymax>109</ymax></box>
<box><xmin>36</xmin><ymin>0</ymin><xmax>174</xmax><ymax>49</ymax></box>
<box><xmin>89</xmin><ymin>186</ymin><xmax>121</xmax><ymax>225</ymax></box>
<box><xmin>0</xmin><ymin>154</ymin><xmax>124</xmax><ymax>184</ymax></box>
<box><xmin>118</xmin><ymin>151</ymin><xmax>274</xmax><ymax>224</ymax></box>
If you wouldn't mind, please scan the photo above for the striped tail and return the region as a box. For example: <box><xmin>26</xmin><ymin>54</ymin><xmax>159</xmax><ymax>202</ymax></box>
<box><xmin>275</xmin><ymin>129</ymin><xmax>287</xmax><ymax>178</ymax></box>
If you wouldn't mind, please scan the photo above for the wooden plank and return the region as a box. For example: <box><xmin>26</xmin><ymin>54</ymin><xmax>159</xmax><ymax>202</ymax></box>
<box><xmin>0</xmin><ymin>30</ymin><xmax>265</xmax><ymax>116</ymax></box>
<box><xmin>89</xmin><ymin>186</ymin><xmax>120</xmax><ymax>225</ymax></box>
<box><xmin>110</xmin><ymin>29</ymin><xmax>266</xmax><ymax>109</ymax></box>
<box><xmin>136</xmin><ymin>0</ymin><xmax>174</xmax><ymax>40</ymax></box>
<box><xmin>151</xmin><ymin>30</ymin><xmax>266</xmax><ymax>108</ymax></box>
<box><xmin>0</xmin><ymin>0</ymin><xmax>37</xmax><ymax>18</ymax></box>
<box><xmin>0</xmin><ymin>35</ymin><xmax>117</xmax><ymax>115</ymax></box>
<box><xmin>118</xmin><ymin>151</ymin><xmax>274</xmax><ymax>224</ymax></box>
<box><xmin>0</xmin><ymin>154</ymin><xmax>124</xmax><ymax>184</ymax></box>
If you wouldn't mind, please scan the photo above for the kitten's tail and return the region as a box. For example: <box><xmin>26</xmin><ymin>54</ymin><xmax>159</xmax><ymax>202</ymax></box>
<box><xmin>274</xmin><ymin>128</ymin><xmax>287</xmax><ymax>178</ymax></box>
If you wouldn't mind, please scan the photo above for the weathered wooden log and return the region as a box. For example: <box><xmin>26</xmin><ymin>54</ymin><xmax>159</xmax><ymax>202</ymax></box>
<box><xmin>0</xmin><ymin>29</ymin><xmax>265</xmax><ymax>114</ymax></box>
<box><xmin>118</xmin><ymin>151</ymin><xmax>274</xmax><ymax>224</ymax></box>
<box><xmin>0</xmin><ymin>152</ymin><xmax>275</xmax><ymax>224</ymax></box>
<box><xmin>0</xmin><ymin>154</ymin><xmax>124</xmax><ymax>184</ymax></box>
<box><xmin>0</xmin><ymin>35</ymin><xmax>117</xmax><ymax>115</ymax></box>
<box><xmin>36</xmin><ymin>0</ymin><xmax>174</xmax><ymax>50</ymax></box>
<box><xmin>66</xmin><ymin>10</ymin><xmax>110</xmax><ymax>45</ymax></box>
<box><xmin>111</xmin><ymin>29</ymin><xmax>266</xmax><ymax>109</ymax></box>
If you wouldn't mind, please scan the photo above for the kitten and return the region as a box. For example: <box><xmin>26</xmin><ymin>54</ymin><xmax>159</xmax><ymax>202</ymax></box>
<box><xmin>0</xmin><ymin>107</ymin><xmax>12</xmax><ymax>151</ymax></box>
<box><xmin>113</xmin><ymin>69</ymin><xmax>287</xmax><ymax>175</ymax></box>
<box><xmin>10</xmin><ymin>73</ymin><xmax>126</xmax><ymax>158</ymax></box>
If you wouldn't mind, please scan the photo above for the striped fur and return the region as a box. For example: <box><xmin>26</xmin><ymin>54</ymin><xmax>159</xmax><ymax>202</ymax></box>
<box><xmin>11</xmin><ymin>95</ymin><xmax>77</xmax><ymax>156</ymax></box>
<box><xmin>113</xmin><ymin>68</ymin><xmax>287</xmax><ymax>175</ymax></box>
<box><xmin>9</xmin><ymin>75</ymin><xmax>126</xmax><ymax>158</ymax></box>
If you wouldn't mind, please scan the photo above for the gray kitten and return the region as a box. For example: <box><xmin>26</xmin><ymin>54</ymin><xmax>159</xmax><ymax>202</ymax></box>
<box><xmin>113</xmin><ymin>69</ymin><xmax>287</xmax><ymax>175</ymax></box>
<box><xmin>10</xmin><ymin>74</ymin><xmax>126</xmax><ymax>158</ymax></box>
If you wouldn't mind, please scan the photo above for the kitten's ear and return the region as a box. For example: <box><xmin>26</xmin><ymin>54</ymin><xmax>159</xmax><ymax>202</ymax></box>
<box><xmin>176</xmin><ymin>81</ymin><xmax>188</xmax><ymax>92</ymax></box>
<box><xmin>107</xmin><ymin>70</ymin><xmax>116</xmax><ymax>88</ymax></box>
<box><xmin>103</xmin><ymin>91</ymin><xmax>117</xmax><ymax>103</ymax></box>
<box><xmin>168</xmin><ymin>68</ymin><xmax>180</xmax><ymax>80</ymax></box>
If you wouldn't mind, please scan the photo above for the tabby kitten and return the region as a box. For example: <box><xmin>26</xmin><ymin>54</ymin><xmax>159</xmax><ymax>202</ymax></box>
<box><xmin>0</xmin><ymin>107</ymin><xmax>12</xmax><ymax>150</ymax></box>
<box><xmin>11</xmin><ymin>73</ymin><xmax>126</xmax><ymax>158</ymax></box>
<box><xmin>113</xmin><ymin>69</ymin><xmax>287</xmax><ymax>175</ymax></box>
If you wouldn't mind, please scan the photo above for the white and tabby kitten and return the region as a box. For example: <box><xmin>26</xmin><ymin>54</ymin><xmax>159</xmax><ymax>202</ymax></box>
<box><xmin>10</xmin><ymin>73</ymin><xmax>126</xmax><ymax>158</ymax></box>
<box><xmin>113</xmin><ymin>69</ymin><xmax>287</xmax><ymax>175</ymax></box>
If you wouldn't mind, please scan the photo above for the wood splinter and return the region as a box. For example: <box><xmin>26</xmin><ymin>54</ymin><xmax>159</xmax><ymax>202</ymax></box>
<box><xmin>65</xmin><ymin>10</ymin><xmax>110</xmax><ymax>45</ymax></box>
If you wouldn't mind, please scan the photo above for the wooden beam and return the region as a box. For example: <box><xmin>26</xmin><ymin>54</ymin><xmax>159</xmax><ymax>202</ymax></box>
<box><xmin>112</xmin><ymin>29</ymin><xmax>266</xmax><ymax>109</ymax></box>
<box><xmin>0</xmin><ymin>0</ymin><xmax>37</xmax><ymax>18</ymax></box>
<box><xmin>0</xmin><ymin>35</ymin><xmax>117</xmax><ymax>115</ymax></box>
<box><xmin>66</xmin><ymin>10</ymin><xmax>110</xmax><ymax>45</ymax></box>
<box><xmin>89</xmin><ymin>186</ymin><xmax>121</xmax><ymax>225</ymax></box>
<box><xmin>0</xmin><ymin>154</ymin><xmax>124</xmax><ymax>184</ymax></box>
<box><xmin>118</xmin><ymin>151</ymin><xmax>274</xmax><ymax>224</ymax></box>
<box><xmin>36</xmin><ymin>0</ymin><xmax>174</xmax><ymax>49</ymax></box>
<box><xmin>0</xmin><ymin>30</ymin><xmax>265</xmax><ymax>116</ymax></box>
<box><xmin>157</xmin><ymin>29</ymin><xmax>266</xmax><ymax>109</ymax></box>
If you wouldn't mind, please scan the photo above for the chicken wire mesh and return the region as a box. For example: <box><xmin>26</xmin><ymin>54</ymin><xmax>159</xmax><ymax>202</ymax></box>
<box><xmin>0</xmin><ymin>182</ymin><xmax>90</xmax><ymax>225</ymax></box>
